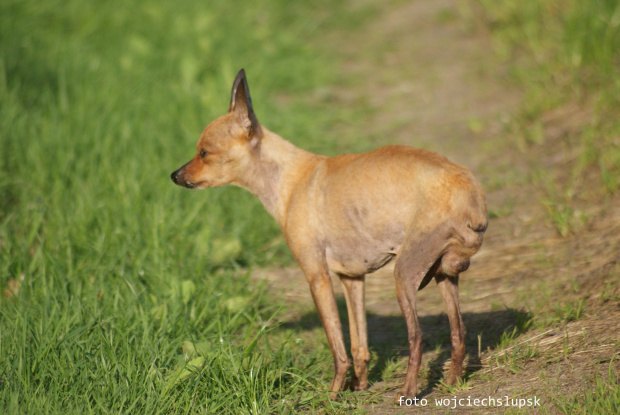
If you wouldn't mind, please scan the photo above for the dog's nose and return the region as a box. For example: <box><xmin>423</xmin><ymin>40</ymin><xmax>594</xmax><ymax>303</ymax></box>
<box><xmin>170</xmin><ymin>170</ymin><xmax>180</xmax><ymax>184</ymax></box>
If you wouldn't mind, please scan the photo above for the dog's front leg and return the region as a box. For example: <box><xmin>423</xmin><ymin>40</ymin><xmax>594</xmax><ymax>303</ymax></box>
<box><xmin>339</xmin><ymin>274</ymin><xmax>370</xmax><ymax>391</ymax></box>
<box><xmin>303</xmin><ymin>267</ymin><xmax>350</xmax><ymax>399</ymax></box>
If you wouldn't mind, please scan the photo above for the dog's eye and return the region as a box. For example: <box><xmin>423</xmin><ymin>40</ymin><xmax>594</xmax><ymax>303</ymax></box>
<box><xmin>200</xmin><ymin>149</ymin><xmax>209</xmax><ymax>158</ymax></box>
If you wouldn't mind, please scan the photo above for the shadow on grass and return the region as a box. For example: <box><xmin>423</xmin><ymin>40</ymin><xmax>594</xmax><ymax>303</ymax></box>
<box><xmin>280</xmin><ymin>297</ymin><xmax>532</xmax><ymax>396</ymax></box>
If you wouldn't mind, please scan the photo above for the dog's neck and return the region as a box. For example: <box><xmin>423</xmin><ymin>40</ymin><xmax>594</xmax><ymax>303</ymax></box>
<box><xmin>234</xmin><ymin>128</ymin><xmax>322</xmax><ymax>226</ymax></box>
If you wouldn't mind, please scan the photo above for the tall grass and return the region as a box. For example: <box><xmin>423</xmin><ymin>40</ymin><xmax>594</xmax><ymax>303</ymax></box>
<box><xmin>0</xmin><ymin>0</ymin><xmax>372</xmax><ymax>412</ymax></box>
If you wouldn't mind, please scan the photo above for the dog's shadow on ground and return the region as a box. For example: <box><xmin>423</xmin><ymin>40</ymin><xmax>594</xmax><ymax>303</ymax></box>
<box><xmin>280</xmin><ymin>297</ymin><xmax>532</xmax><ymax>396</ymax></box>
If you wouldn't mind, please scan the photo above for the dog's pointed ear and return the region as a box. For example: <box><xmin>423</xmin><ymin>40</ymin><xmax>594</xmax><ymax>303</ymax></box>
<box><xmin>229</xmin><ymin>69</ymin><xmax>262</xmax><ymax>141</ymax></box>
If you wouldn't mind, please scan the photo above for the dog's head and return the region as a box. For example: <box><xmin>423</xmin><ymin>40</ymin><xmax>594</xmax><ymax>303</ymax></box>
<box><xmin>171</xmin><ymin>69</ymin><xmax>262</xmax><ymax>189</ymax></box>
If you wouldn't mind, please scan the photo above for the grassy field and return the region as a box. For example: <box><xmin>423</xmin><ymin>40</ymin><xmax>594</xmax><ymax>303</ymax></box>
<box><xmin>2</xmin><ymin>0</ymin><xmax>619</xmax><ymax>413</ymax></box>
<box><xmin>0</xmin><ymin>0</ymin><xmax>372</xmax><ymax>413</ymax></box>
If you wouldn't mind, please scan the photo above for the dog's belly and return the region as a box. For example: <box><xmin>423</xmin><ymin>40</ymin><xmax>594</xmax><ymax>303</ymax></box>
<box><xmin>321</xmin><ymin>203</ymin><xmax>408</xmax><ymax>276</ymax></box>
<box><xmin>325</xmin><ymin>236</ymin><xmax>401</xmax><ymax>277</ymax></box>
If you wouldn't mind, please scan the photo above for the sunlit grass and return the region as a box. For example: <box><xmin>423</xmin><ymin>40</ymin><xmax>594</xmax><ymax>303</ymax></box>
<box><xmin>0</xmin><ymin>0</ymin><xmax>374</xmax><ymax>412</ymax></box>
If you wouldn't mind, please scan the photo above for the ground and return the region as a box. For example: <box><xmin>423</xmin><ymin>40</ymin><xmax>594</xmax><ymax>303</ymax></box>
<box><xmin>254</xmin><ymin>0</ymin><xmax>620</xmax><ymax>412</ymax></box>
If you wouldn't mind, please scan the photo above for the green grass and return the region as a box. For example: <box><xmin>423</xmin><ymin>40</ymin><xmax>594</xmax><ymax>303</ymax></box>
<box><xmin>554</xmin><ymin>362</ymin><xmax>620</xmax><ymax>414</ymax></box>
<box><xmin>475</xmin><ymin>0</ymin><xmax>620</xmax><ymax>235</ymax></box>
<box><xmin>0</xmin><ymin>0</ymin><xmax>375</xmax><ymax>413</ymax></box>
<box><xmin>4</xmin><ymin>0</ymin><xmax>619</xmax><ymax>412</ymax></box>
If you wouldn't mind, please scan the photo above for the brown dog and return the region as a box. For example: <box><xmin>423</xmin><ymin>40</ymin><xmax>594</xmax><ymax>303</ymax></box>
<box><xmin>171</xmin><ymin>69</ymin><xmax>487</xmax><ymax>400</ymax></box>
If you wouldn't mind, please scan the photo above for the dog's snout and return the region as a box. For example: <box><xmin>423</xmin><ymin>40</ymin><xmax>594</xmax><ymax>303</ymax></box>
<box><xmin>171</xmin><ymin>166</ymin><xmax>198</xmax><ymax>189</ymax></box>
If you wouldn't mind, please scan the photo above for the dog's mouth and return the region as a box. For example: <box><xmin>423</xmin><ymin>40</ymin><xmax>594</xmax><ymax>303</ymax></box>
<box><xmin>171</xmin><ymin>170</ymin><xmax>200</xmax><ymax>189</ymax></box>
<box><xmin>182</xmin><ymin>180</ymin><xmax>196</xmax><ymax>189</ymax></box>
<box><xmin>178</xmin><ymin>179</ymin><xmax>205</xmax><ymax>190</ymax></box>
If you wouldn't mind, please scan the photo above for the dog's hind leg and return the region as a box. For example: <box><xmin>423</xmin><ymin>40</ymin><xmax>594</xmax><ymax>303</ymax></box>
<box><xmin>339</xmin><ymin>274</ymin><xmax>370</xmax><ymax>391</ymax></box>
<box><xmin>394</xmin><ymin>265</ymin><xmax>426</xmax><ymax>400</ymax></box>
<box><xmin>431</xmin><ymin>222</ymin><xmax>484</xmax><ymax>385</ymax></box>
<box><xmin>435</xmin><ymin>273</ymin><xmax>466</xmax><ymax>385</ymax></box>
<box><xmin>393</xmin><ymin>225</ymin><xmax>452</xmax><ymax>400</ymax></box>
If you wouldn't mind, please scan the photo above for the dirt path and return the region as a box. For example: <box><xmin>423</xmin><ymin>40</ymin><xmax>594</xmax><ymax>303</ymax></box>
<box><xmin>255</xmin><ymin>0</ymin><xmax>620</xmax><ymax>412</ymax></box>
